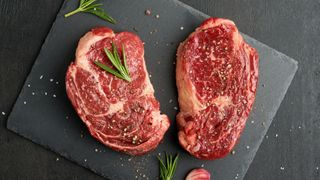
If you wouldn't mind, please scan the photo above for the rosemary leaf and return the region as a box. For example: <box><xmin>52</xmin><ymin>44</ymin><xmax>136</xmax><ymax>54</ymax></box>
<box><xmin>94</xmin><ymin>42</ymin><xmax>131</xmax><ymax>82</ymax></box>
<box><xmin>64</xmin><ymin>0</ymin><xmax>116</xmax><ymax>24</ymax></box>
<box><xmin>158</xmin><ymin>153</ymin><xmax>179</xmax><ymax>180</ymax></box>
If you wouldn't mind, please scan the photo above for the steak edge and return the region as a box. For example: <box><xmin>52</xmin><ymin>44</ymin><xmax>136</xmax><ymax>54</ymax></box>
<box><xmin>176</xmin><ymin>18</ymin><xmax>259</xmax><ymax>159</ymax></box>
<box><xmin>66</xmin><ymin>27</ymin><xmax>170</xmax><ymax>155</ymax></box>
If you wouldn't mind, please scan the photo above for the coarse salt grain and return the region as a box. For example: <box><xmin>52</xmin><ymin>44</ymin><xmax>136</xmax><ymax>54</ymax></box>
<box><xmin>23</xmin><ymin>101</ymin><xmax>27</xmax><ymax>105</ymax></box>
<box><xmin>50</xmin><ymin>79</ymin><xmax>54</xmax><ymax>82</ymax></box>
<box><xmin>53</xmin><ymin>94</ymin><xmax>57</xmax><ymax>98</ymax></box>
<box><xmin>40</xmin><ymin>75</ymin><xmax>43</xmax><ymax>79</ymax></box>
<box><xmin>1</xmin><ymin>112</ymin><xmax>5</xmax><ymax>116</ymax></box>
<box><xmin>180</xmin><ymin>26</ymin><xmax>184</xmax><ymax>30</ymax></box>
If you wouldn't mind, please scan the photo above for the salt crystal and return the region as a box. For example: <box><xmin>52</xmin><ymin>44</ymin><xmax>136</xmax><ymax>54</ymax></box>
<box><xmin>1</xmin><ymin>112</ymin><xmax>5</xmax><ymax>116</ymax></box>
<box><xmin>173</xmin><ymin>107</ymin><xmax>178</xmax><ymax>110</ymax></box>
<box><xmin>23</xmin><ymin>101</ymin><xmax>27</xmax><ymax>105</ymax></box>
<box><xmin>201</xmin><ymin>164</ymin><xmax>204</xmax><ymax>167</ymax></box>
<box><xmin>40</xmin><ymin>75</ymin><xmax>43</xmax><ymax>79</ymax></box>
<box><xmin>27</xmin><ymin>84</ymin><xmax>31</xmax><ymax>87</ymax></box>
<box><xmin>32</xmin><ymin>92</ymin><xmax>35</xmax><ymax>95</ymax></box>
<box><xmin>84</xmin><ymin>159</ymin><xmax>87</xmax><ymax>162</ymax></box>
<box><xmin>56</xmin><ymin>158</ymin><xmax>59</xmax><ymax>161</ymax></box>
<box><xmin>298</xmin><ymin>126</ymin><xmax>302</xmax><ymax>129</ymax></box>
<box><xmin>235</xmin><ymin>173</ymin><xmax>239</xmax><ymax>179</ymax></box>
<box><xmin>316</xmin><ymin>166</ymin><xmax>319</xmax><ymax>170</ymax></box>
<box><xmin>251</xmin><ymin>120</ymin><xmax>254</xmax><ymax>124</ymax></box>
<box><xmin>246</xmin><ymin>145</ymin><xmax>250</xmax><ymax>149</ymax></box>
<box><xmin>280</xmin><ymin>166</ymin><xmax>285</xmax><ymax>170</ymax></box>
<box><xmin>44</xmin><ymin>92</ymin><xmax>48</xmax><ymax>95</ymax></box>
<box><xmin>56</xmin><ymin>81</ymin><xmax>59</xmax><ymax>84</ymax></box>
<box><xmin>180</xmin><ymin>26</ymin><xmax>184</xmax><ymax>30</ymax></box>
<box><xmin>169</xmin><ymin>99</ymin><xmax>173</xmax><ymax>103</ymax></box>
<box><xmin>275</xmin><ymin>134</ymin><xmax>279</xmax><ymax>138</ymax></box>
<box><xmin>50</xmin><ymin>79</ymin><xmax>54</xmax><ymax>82</ymax></box>
<box><xmin>155</xmin><ymin>14</ymin><xmax>160</xmax><ymax>18</ymax></box>
<box><xmin>53</xmin><ymin>94</ymin><xmax>56</xmax><ymax>98</ymax></box>
<box><xmin>95</xmin><ymin>148</ymin><xmax>98</xmax><ymax>152</ymax></box>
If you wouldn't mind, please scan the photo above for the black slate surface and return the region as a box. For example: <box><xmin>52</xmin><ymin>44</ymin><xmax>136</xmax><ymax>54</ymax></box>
<box><xmin>2</xmin><ymin>0</ymin><xmax>295</xmax><ymax>178</ymax></box>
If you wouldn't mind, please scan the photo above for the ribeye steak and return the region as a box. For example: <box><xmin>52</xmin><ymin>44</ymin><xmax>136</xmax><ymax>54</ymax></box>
<box><xmin>66</xmin><ymin>27</ymin><xmax>170</xmax><ymax>155</ymax></box>
<box><xmin>176</xmin><ymin>18</ymin><xmax>259</xmax><ymax>159</ymax></box>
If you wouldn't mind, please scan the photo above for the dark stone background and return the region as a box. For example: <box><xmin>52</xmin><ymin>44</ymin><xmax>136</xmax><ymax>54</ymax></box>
<box><xmin>0</xmin><ymin>0</ymin><xmax>319</xmax><ymax>179</ymax></box>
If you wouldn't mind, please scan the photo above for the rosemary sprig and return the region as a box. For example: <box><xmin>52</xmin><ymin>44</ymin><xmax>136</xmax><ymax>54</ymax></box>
<box><xmin>64</xmin><ymin>0</ymin><xmax>116</xmax><ymax>24</ymax></box>
<box><xmin>157</xmin><ymin>153</ymin><xmax>179</xmax><ymax>180</ymax></box>
<box><xmin>94</xmin><ymin>42</ymin><xmax>131</xmax><ymax>82</ymax></box>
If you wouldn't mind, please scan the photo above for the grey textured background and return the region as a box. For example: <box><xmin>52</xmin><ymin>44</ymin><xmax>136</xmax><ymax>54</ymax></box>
<box><xmin>0</xmin><ymin>0</ymin><xmax>319</xmax><ymax>180</ymax></box>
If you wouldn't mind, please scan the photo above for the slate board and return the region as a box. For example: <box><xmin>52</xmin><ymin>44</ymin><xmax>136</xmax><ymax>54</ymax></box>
<box><xmin>6</xmin><ymin>0</ymin><xmax>298</xmax><ymax>179</ymax></box>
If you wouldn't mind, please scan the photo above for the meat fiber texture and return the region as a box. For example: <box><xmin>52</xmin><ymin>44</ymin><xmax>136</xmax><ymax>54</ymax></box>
<box><xmin>176</xmin><ymin>18</ymin><xmax>259</xmax><ymax>160</ymax></box>
<box><xmin>66</xmin><ymin>27</ymin><xmax>170</xmax><ymax>155</ymax></box>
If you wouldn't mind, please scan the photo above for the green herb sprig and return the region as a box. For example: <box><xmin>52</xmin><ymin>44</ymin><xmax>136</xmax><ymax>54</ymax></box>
<box><xmin>64</xmin><ymin>0</ymin><xmax>116</xmax><ymax>24</ymax></box>
<box><xmin>157</xmin><ymin>153</ymin><xmax>179</xmax><ymax>180</ymax></box>
<box><xmin>94</xmin><ymin>42</ymin><xmax>131</xmax><ymax>82</ymax></box>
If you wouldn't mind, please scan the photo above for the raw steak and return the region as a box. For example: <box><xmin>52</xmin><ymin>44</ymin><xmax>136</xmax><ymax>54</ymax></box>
<box><xmin>176</xmin><ymin>18</ymin><xmax>259</xmax><ymax>159</ymax></box>
<box><xmin>66</xmin><ymin>27</ymin><xmax>170</xmax><ymax>155</ymax></box>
